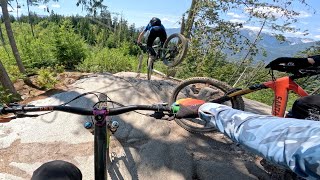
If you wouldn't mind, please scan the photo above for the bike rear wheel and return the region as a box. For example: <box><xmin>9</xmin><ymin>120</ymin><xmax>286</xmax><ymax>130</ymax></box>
<box><xmin>170</xmin><ymin>77</ymin><xmax>245</xmax><ymax>133</ymax></box>
<box><xmin>162</xmin><ymin>33</ymin><xmax>188</xmax><ymax>67</ymax></box>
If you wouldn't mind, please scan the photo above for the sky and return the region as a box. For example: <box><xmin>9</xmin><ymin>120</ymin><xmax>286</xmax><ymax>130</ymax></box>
<box><xmin>5</xmin><ymin>0</ymin><xmax>320</xmax><ymax>40</ymax></box>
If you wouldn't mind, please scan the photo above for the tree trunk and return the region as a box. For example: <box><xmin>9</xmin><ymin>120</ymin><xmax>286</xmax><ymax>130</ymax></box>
<box><xmin>0</xmin><ymin>0</ymin><xmax>27</xmax><ymax>74</ymax></box>
<box><xmin>0</xmin><ymin>59</ymin><xmax>20</xmax><ymax>100</ymax></box>
<box><xmin>15</xmin><ymin>0</ymin><xmax>19</xmax><ymax>21</ymax></box>
<box><xmin>184</xmin><ymin>0</ymin><xmax>198</xmax><ymax>38</ymax></box>
<box><xmin>180</xmin><ymin>14</ymin><xmax>186</xmax><ymax>35</ymax></box>
<box><xmin>27</xmin><ymin>0</ymin><xmax>35</xmax><ymax>37</ymax></box>
<box><xmin>0</xmin><ymin>0</ymin><xmax>40</xmax><ymax>89</ymax></box>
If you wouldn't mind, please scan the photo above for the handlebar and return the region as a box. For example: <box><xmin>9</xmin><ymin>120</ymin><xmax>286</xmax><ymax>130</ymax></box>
<box><xmin>0</xmin><ymin>104</ymin><xmax>172</xmax><ymax>118</ymax></box>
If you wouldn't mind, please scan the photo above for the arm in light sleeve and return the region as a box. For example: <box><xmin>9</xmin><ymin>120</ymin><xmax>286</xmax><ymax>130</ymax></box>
<box><xmin>198</xmin><ymin>103</ymin><xmax>320</xmax><ymax>179</ymax></box>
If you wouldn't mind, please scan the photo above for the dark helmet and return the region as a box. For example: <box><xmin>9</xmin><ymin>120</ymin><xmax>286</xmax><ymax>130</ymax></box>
<box><xmin>150</xmin><ymin>17</ymin><xmax>161</xmax><ymax>26</ymax></box>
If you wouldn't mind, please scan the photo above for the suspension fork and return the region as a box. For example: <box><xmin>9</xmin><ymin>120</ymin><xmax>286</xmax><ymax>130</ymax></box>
<box><xmin>93</xmin><ymin>108</ymin><xmax>108</xmax><ymax>180</ymax></box>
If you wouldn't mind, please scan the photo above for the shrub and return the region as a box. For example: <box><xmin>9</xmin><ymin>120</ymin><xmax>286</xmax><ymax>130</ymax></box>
<box><xmin>77</xmin><ymin>47</ymin><xmax>138</xmax><ymax>73</ymax></box>
<box><xmin>13</xmin><ymin>22</ymin><xmax>57</xmax><ymax>69</ymax></box>
<box><xmin>36</xmin><ymin>67</ymin><xmax>58</xmax><ymax>89</ymax></box>
<box><xmin>7</xmin><ymin>21</ymin><xmax>88</xmax><ymax>71</ymax></box>
<box><xmin>54</xmin><ymin>20</ymin><xmax>88</xmax><ymax>69</ymax></box>
<box><xmin>0</xmin><ymin>86</ymin><xmax>14</xmax><ymax>104</ymax></box>
<box><xmin>244</xmin><ymin>89</ymin><xmax>299</xmax><ymax>111</ymax></box>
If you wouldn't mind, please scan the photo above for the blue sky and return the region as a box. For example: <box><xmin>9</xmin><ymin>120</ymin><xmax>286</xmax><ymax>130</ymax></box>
<box><xmin>5</xmin><ymin>0</ymin><xmax>320</xmax><ymax>40</ymax></box>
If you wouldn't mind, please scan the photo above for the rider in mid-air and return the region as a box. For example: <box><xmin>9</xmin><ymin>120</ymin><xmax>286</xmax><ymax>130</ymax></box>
<box><xmin>137</xmin><ymin>17</ymin><xmax>167</xmax><ymax>61</ymax></box>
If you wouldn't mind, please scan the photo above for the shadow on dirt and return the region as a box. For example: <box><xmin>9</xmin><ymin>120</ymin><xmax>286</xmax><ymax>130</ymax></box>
<box><xmin>1</xmin><ymin>73</ymin><xmax>279</xmax><ymax>179</ymax></box>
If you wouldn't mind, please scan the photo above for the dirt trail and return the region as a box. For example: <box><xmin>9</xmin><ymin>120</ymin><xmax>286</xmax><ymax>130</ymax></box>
<box><xmin>0</xmin><ymin>72</ymin><xmax>289</xmax><ymax>180</ymax></box>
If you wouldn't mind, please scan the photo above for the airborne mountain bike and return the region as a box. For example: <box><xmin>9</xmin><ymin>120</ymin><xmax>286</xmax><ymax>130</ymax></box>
<box><xmin>0</xmin><ymin>93</ymin><xmax>173</xmax><ymax>180</ymax></box>
<box><xmin>170</xmin><ymin>57</ymin><xmax>320</xmax><ymax>133</ymax></box>
<box><xmin>137</xmin><ymin>33</ymin><xmax>188</xmax><ymax>80</ymax></box>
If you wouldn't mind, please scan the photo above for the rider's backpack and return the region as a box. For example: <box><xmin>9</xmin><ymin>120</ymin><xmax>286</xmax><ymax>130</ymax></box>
<box><xmin>150</xmin><ymin>17</ymin><xmax>161</xmax><ymax>26</ymax></box>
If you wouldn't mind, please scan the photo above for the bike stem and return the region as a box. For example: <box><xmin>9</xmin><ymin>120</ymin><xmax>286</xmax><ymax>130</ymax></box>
<box><xmin>93</xmin><ymin>108</ymin><xmax>119</xmax><ymax>180</ymax></box>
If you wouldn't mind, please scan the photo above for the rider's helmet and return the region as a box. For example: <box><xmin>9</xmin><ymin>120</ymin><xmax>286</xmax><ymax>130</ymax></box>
<box><xmin>150</xmin><ymin>17</ymin><xmax>161</xmax><ymax>26</ymax></box>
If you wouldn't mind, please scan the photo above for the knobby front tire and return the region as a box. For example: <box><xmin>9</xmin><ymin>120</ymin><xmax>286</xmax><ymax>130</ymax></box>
<box><xmin>163</xmin><ymin>33</ymin><xmax>188</xmax><ymax>67</ymax></box>
<box><xmin>170</xmin><ymin>77</ymin><xmax>245</xmax><ymax>133</ymax></box>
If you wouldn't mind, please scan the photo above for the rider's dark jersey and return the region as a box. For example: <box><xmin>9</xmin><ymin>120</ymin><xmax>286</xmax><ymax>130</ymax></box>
<box><xmin>144</xmin><ymin>23</ymin><xmax>167</xmax><ymax>56</ymax></box>
<box><xmin>144</xmin><ymin>23</ymin><xmax>166</xmax><ymax>32</ymax></box>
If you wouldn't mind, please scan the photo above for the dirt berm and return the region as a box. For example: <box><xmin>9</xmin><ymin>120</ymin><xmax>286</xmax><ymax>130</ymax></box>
<box><xmin>0</xmin><ymin>72</ymin><xmax>288</xmax><ymax>180</ymax></box>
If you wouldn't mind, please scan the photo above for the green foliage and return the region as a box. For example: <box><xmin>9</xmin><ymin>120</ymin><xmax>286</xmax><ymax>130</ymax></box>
<box><xmin>175</xmin><ymin>41</ymin><xmax>239</xmax><ymax>83</ymax></box>
<box><xmin>106</xmin><ymin>33</ymin><xmax>117</xmax><ymax>48</ymax></box>
<box><xmin>36</xmin><ymin>67</ymin><xmax>58</xmax><ymax>89</ymax></box>
<box><xmin>77</xmin><ymin>47</ymin><xmax>137</xmax><ymax>73</ymax></box>
<box><xmin>0</xmin><ymin>86</ymin><xmax>14</xmax><ymax>104</ymax></box>
<box><xmin>245</xmin><ymin>89</ymin><xmax>299</xmax><ymax>111</ymax></box>
<box><xmin>0</xmin><ymin>13</ymin><xmax>141</xmax><ymax>94</ymax></box>
<box><xmin>13</xmin><ymin>22</ymin><xmax>57</xmax><ymax>68</ymax></box>
<box><xmin>54</xmin><ymin>20</ymin><xmax>88</xmax><ymax>69</ymax></box>
<box><xmin>1</xmin><ymin>20</ymin><xmax>88</xmax><ymax>71</ymax></box>
<box><xmin>186</xmin><ymin>0</ymin><xmax>311</xmax><ymax>61</ymax></box>
<box><xmin>54</xmin><ymin>64</ymin><xmax>65</xmax><ymax>73</ymax></box>
<box><xmin>244</xmin><ymin>89</ymin><xmax>274</xmax><ymax>106</ymax></box>
<box><xmin>119</xmin><ymin>42</ymin><xmax>141</xmax><ymax>56</ymax></box>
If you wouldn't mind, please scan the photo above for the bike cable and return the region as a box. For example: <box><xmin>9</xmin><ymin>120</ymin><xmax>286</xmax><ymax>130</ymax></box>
<box><xmin>11</xmin><ymin>92</ymin><xmax>112</xmax><ymax>118</ymax></box>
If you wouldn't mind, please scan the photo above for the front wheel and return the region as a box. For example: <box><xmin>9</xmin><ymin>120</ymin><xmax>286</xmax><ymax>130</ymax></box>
<box><xmin>170</xmin><ymin>77</ymin><xmax>245</xmax><ymax>133</ymax></box>
<box><xmin>162</xmin><ymin>33</ymin><xmax>188</xmax><ymax>67</ymax></box>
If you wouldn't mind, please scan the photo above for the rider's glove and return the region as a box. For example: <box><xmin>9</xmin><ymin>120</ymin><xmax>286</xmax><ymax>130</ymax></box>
<box><xmin>171</xmin><ymin>98</ymin><xmax>205</xmax><ymax>118</ymax></box>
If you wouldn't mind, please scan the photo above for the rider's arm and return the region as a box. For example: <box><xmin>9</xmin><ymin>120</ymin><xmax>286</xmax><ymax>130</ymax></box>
<box><xmin>137</xmin><ymin>23</ymin><xmax>151</xmax><ymax>43</ymax></box>
<box><xmin>308</xmin><ymin>58</ymin><xmax>315</xmax><ymax>64</ymax></box>
<box><xmin>198</xmin><ymin>103</ymin><xmax>320</xmax><ymax>179</ymax></box>
<box><xmin>137</xmin><ymin>31</ymin><xmax>145</xmax><ymax>44</ymax></box>
<box><xmin>308</xmin><ymin>55</ymin><xmax>320</xmax><ymax>65</ymax></box>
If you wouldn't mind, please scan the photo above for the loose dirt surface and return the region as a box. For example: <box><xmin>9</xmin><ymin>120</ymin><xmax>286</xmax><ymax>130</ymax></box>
<box><xmin>14</xmin><ymin>71</ymin><xmax>91</xmax><ymax>104</ymax></box>
<box><xmin>0</xmin><ymin>72</ymin><xmax>295</xmax><ymax>180</ymax></box>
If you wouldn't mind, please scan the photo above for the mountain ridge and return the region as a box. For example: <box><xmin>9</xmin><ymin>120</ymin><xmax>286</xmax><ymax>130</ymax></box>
<box><xmin>165</xmin><ymin>28</ymin><xmax>318</xmax><ymax>62</ymax></box>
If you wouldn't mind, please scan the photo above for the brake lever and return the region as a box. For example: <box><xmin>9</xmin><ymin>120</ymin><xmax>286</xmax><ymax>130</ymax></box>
<box><xmin>149</xmin><ymin>112</ymin><xmax>174</xmax><ymax>121</ymax></box>
<box><xmin>150</xmin><ymin>111</ymin><xmax>165</xmax><ymax>119</ymax></box>
<box><xmin>149</xmin><ymin>102</ymin><xmax>174</xmax><ymax>120</ymax></box>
